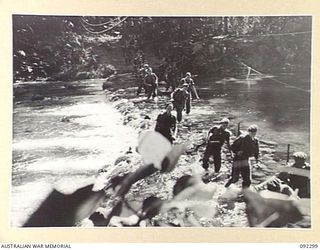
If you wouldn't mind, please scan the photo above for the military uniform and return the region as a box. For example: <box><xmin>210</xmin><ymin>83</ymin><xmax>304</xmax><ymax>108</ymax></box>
<box><xmin>225</xmin><ymin>133</ymin><xmax>259</xmax><ymax>188</ymax></box>
<box><xmin>144</xmin><ymin>73</ymin><xmax>158</xmax><ymax>99</ymax></box>
<box><xmin>202</xmin><ymin>125</ymin><xmax>231</xmax><ymax>172</ymax></box>
<box><xmin>172</xmin><ymin>87</ymin><xmax>189</xmax><ymax>122</ymax></box>
<box><xmin>155</xmin><ymin>112</ymin><xmax>176</xmax><ymax>144</ymax></box>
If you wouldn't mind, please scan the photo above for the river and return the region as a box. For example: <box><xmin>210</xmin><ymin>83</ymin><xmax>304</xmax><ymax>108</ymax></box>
<box><xmin>11</xmin><ymin>79</ymin><xmax>137</xmax><ymax>226</ymax></box>
<box><xmin>11</xmin><ymin>71</ymin><xmax>311</xmax><ymax>227</ymax></box>
<box><xmin>196</xmin><ymin>72</ymin><xmax>310</xmax><ymax>161</ymax></box>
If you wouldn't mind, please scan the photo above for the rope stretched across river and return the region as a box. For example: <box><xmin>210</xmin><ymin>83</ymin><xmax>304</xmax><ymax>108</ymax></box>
<box><xmin>234</xmin><ymin>30</ymin><xmax>311</xmax><ymax>38</ymax></box>
<box><xmin>228</xmin><ymin>55</ymin><xmax>310</xmax><ymax>94</ymax></box>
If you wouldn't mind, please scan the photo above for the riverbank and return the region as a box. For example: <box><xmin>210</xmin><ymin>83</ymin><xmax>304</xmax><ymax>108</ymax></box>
<box><xmin>95</xmin><ymin>72</ymin><xmax>289</xmax><ymax>227</ymax></box>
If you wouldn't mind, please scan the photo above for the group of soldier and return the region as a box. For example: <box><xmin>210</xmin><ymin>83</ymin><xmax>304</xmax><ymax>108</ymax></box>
<box><xmin>23</xmin><ymin>56</ymin><xmax>311</xmax><ymax>228</ymax></box>
<box><xmin>134</xmin><ymin>60</ymin><xmax>258</xmax><ymax>189</ymax></box>
<box><xmin>155</xmin><ymin>106</ymin><xmax>261</xmax><ymax>189</ymax></box>
<box><xmin>135</xmin><ymin>62</ymin><xmax>311</xmax><ymax>198</ymax></box>
<box><xmin>136</xmin><ymin>61</ymin><xmax>199</xmax><ymax>121</ymax></box>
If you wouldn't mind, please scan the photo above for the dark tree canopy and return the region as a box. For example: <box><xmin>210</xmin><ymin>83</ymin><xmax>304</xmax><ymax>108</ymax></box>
<box><xmin>118</xmin><ymin>16</ymin><xmax>311</xmax><ymax>75</ymax></box>
<box><xmin>13</xmin><ymin>15</ymin><xmax>311</xmax><ymax>82</ymax></box>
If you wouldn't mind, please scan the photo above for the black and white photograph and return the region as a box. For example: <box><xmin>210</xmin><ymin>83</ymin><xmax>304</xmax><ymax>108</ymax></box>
<box><xmin>12</xmin><ymin>15</ymin><xmax>311</xmax><ymax>228</ymax></box>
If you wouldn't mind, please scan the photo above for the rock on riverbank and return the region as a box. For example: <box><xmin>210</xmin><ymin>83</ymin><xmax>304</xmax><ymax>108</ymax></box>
<box><xmin>95</xmin><ymin>73</ymin><xmax>287</xmax><ymax>227</ymax></box>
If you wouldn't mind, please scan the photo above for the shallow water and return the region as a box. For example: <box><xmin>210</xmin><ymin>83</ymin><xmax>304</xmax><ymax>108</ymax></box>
<box><xmin>196</xmin><ymin>72</ymin><xmax>310</xmax><ymax>161</ymax></box>
<box><xmin>11</xmin><ymin>71</ymin><xmax>311</xmax><ymax>227</ymax></box>
<box><xmin>12</xmin><ymin>80</ymin><xmax>137</xmax><ymax>226</ymax></box>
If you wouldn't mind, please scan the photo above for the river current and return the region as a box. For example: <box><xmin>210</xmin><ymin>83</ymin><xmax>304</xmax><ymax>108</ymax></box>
<box><xmin>11</xmin><ymin>72</ymin><xmax>311</xmax><ymax>226</ymax></box>
<box><xmin>11</xmin><ymin>79</ymin><xmax>137</xmax><ymax>226</ymax></box>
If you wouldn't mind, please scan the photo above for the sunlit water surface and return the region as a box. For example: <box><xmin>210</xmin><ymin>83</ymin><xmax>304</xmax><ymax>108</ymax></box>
<box><xmin>11</xmin><ymin>72</ymin><xmax>311</xmax><ymax>226</ymax></box>
<box><xmin>12</xmin><ymin>80</ymin><xmax>137</xmax><ymax>226</ymax></box>
<box><xmin>196</xmin><ymin>73</ymin><xmax>310</xmax><ymax>160</ymax></box>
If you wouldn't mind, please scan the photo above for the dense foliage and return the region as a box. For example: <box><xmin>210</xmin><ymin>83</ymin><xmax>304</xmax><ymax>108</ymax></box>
<box><xmin>13</xmin><ymin>15</ymin><xmax>115</xmax><ymax>82</ymax></box>
<box><xmin>13</xmin><ymin>15</ymin><xmax>311</xmax><ymax>82</ymax></box>
<box><xmin>119</xmin><ymin>16</ymin><xmax>312</xmax><ymax>76</ymax></box>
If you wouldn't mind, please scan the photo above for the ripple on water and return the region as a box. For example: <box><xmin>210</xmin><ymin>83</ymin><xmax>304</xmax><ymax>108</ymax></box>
<box><xmin>12</xmin><ymin>96</ymin><xmax>138</xmax><ymax>226</ymax></box>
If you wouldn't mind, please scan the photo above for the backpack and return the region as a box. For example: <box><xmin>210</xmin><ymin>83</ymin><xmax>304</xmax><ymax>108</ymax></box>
<box><xmin>231</xmin><ymin>134</ymin><xmax>245</xmax><ymax>153</ymax></box>
<box><xmin>155</xmin><ymin>113</ymin><xmax>168</xmax><ymax>131</ymax></box>
<box><xmin>145</xmin><ymin>73</ymin><xmax>157</xmax><ymax>86</ymax></box>
<box><xmin>172</xmin><ymin>89</ymin><xmax>185</xmax><ymax>103</ymax></box>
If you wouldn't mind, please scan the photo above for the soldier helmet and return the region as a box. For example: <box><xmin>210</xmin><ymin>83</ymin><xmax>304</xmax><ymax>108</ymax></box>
<box><xmin>247</xmin><ymin>124</ymin><xmax>258</xmax><ymax>132</ymax></box>
<box><xmin>219</xmin><ymin>118</ymin><xmax>230</xmax><ymax>124</ymax></box>
<box><xmin>293</xmin><ymin>151</ymin><xmax>307</xmax><ymax>160</ymax></box>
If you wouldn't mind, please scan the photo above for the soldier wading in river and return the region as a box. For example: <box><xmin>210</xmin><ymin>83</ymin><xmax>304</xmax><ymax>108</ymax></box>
<box><xmin>144</xmin><ymin>67</ymin><xmax>158</xmax><ymax>100</ymax></box>
<box><xmin>202</xmin><ymin>118</ymin><xmax>232</xmax><ymax>173</ymax></box>
<box><xmin>171</xmin><ymin>83</ymin><xmax>189</xmax><ymax>122</ymax></box>
<box><xmin>225</xmin><ymin>124</ymin><xmax>260</xmax><ymax>188</ymax></box>
<box><xmin>180</xmin><ymin>72</ymin><xmax>200</xmax><ymax>114</ymax></box>
<box><xmin>155</xmin><ymin>103</ymin><xmax>177</xmax><ymax>144</ymax></box>
<box><xmin>137</xmin><ymin>63</ymin><xmax>150</xmax><ymax>95</ymax></box>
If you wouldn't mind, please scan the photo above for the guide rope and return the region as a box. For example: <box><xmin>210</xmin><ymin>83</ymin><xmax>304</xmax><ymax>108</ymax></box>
<box><xmin>210</xmin><ymin>31</ymin><xmax>312</xmax><ymax>42</ymax></box>
<box><xmin>236</xmin><ymin>31</ymin><xmax>311</xmax><ymax>38</ymax></box>
<box><xmin>228</xmin><ymin>55</ymin><xmax>310</xmax><ymax>93</ymax></box>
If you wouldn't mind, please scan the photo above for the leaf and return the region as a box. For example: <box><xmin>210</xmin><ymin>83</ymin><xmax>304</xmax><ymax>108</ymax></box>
<box><xmin>243</xmin><ymin>189</ymin><xmax>303</xmax><ymax>227</ymax></box>
<box><xmin>219</xmin><ymin>184</ymin><xmax>242</xmax><ymax>201</ymax></box>
<box><xmin>174</xmin><ymin>181</ymin><xmax>217</xmax><ymax>201</ymax></box>
<box><xmin>27</xmin><ymin>66</ymin><xmax>33</xmax><ymax>72</ymax></box>
<box><xmin>68</xmin><ymin>21</ymin><xmax>74</xmax><ymax>28</ymax></box>
<box><xmin>18</xmin><ymin>50</ymin><xmax>26</xmax><ymax>56</ymax></box>
<box><xmin>293</xmin><ymin>199</ymin><xmax>310</xmax><ymax>216</ymax></box>
<box><xmin>109</xmin><ymin>215</ymin><xmax>140</xmax><ymax>227</ymax></box>
<box><xmin>259</xmin><ymin>190</ymin><xmax>293</xmax><ymax>200</ymax></box>
<box><xmin>140</xmin><ymin>196</ymin><xmax>164</xmax><ymax>219</ymax></box>
<box><xmin>23</xmin><ymin>184</ymin><xmax>105</xmax><ymax>227</ymax></box>
<box><xmin>161</xmin><ymin>144</ymin><xmax>187</xmax><ymax>172</ymax></box>
<box><xmin>89</xmin><ymin>211</ymin><xmax>107</xmax><ymax>226</ymax></box>
<box><xmin>161</xmin><ymin>176</ymin><xmax>218</xmax><ymax>218</ymax></box>
<box><xmin>75</xmin><ymin>38</ymin><xmax>81</xmax><ymax>46</ymax></box>
<box><xmin>137</xmin><ymin>130</ymin><xmax>172</xmax><ymax>170</ymax></box>
<box><xmin>187</xmin><ymin>202</ymin><xmax>217</xmax><ymax>218</ymax></box>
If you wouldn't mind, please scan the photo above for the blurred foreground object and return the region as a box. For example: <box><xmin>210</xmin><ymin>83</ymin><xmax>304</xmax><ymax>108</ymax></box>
<box><xmin>103</xmin><ymin>131</ymin><xmax>187</xmax><ymax>225</ymax></box>
<box><xmin>24</xmin><ymin>184</ymin><xmax>105</xmax><ymax>227</ymax></box>
<box><xmin>243</xmin><ymin>189</ymin><xmax>303</xmax><ymax>227</ymax></box>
